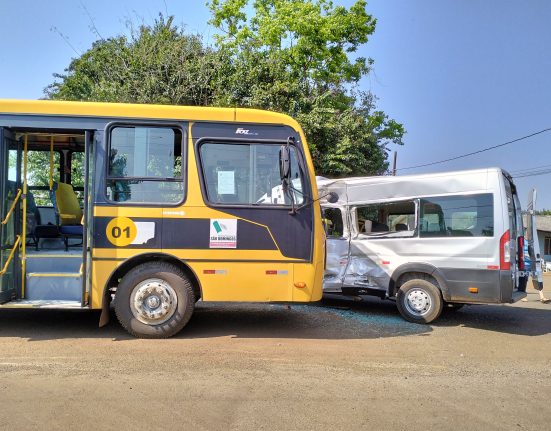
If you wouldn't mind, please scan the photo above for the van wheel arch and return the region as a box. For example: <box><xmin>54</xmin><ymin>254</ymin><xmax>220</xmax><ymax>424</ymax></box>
<box><xmin>389</xmin><ymin>264</ymin><xmax>451</xmax><ymax>301</ymax></box>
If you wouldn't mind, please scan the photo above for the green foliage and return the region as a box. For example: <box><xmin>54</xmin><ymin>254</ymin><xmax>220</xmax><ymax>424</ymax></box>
<box><xmin>209</xmin><ymin>0</ymin><xmax>404</xmax><ymax>175</ymax></box>
<box><xmin>47</xmin><ymin>3</ymin><xmax>405</xmax><ymax>176</ymax></box>
<box><xmin>46</xmin><ymin>15</ymin><xmax>226</xmax><ymax>106</ymax></box>
<box><xmin>536</xmin><ymin>209</ymin><xmax>551</xmax><ymax>216</ymax></box>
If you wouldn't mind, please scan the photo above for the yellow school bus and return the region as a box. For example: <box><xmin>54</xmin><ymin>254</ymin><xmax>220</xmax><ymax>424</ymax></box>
<box><xmin>0</xmin><ymin>100</ymin><xmax>325</xmax><ymax>338</ymax></box>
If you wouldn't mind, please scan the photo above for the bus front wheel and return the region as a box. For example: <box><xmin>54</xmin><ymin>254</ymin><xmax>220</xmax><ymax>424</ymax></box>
<box><xmin>115</xmin><ymin>262</ymin><xmax>195</xmax><ymax>338</ymax></box>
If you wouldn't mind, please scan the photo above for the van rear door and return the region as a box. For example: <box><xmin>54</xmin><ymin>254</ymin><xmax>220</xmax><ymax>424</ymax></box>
<box><xmin>502</xmin><ymin>173</ymin><xmax>524</xmax><ymax>293</ymax></box>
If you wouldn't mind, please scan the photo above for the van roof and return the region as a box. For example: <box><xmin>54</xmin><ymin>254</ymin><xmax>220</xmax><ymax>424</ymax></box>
<box><xmin>317</xmin><ymin>167</ymin><xmax>509</xmax><ymax>205</ymax></box>
<box><xmin>0</xmin><ymin>99</ymin><xmax>302</xmax><ymax>130</ymax></box>
<box><xmin>317</xmin><ymin>167</ymin><xmax>507</xmax><ymax>187</ymax></box>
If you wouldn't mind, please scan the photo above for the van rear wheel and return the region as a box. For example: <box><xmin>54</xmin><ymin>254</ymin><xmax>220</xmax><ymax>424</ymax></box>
<box><xmin>115</xmin><ymin>262</ymin><xmax>195</xmax><ymax>338</ymax></box>
<box><xmin>396</xmin><ymin>278</ymin><xmax>443</xmax><ymax>324</ymax></box>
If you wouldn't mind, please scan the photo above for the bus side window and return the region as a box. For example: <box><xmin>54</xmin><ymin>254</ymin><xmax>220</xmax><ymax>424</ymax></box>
<box><xmin>106</xmin><ymin>125</ymin><xmax>184</xmax><ymax>204</ymax></box>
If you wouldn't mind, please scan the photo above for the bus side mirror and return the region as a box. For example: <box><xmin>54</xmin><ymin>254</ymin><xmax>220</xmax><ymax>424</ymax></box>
<box><xmin>326</xmin><ymin>192</ymin><xmax>339</xmax><ymax>204</ymax></box>
<box><xmin>279</xmin><ymin>145</ymin><xmax>291</xmax><ymax>181</ymax></box>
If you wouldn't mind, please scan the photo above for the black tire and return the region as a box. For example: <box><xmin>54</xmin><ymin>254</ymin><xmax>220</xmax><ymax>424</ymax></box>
<box><xmin>114</xmin><ymin>262</ymin><xmax>195</xmax><ymax>338</ymax></box>
<box><xmin>396</xmin><ymin>278</ymin><xmax>443</xmax><ymax>324</ymax></box>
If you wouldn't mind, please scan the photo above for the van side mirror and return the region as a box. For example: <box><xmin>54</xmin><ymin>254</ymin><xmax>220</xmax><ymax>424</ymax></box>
<box><xmin>279</xmin><ymin>145</ymin><xmax>291</xmax><ymax>181</ymax></box>
<box><xmin>326</xmin><ymin>192</ymin><xmax>339</xmax><ymax>203</ymax></box>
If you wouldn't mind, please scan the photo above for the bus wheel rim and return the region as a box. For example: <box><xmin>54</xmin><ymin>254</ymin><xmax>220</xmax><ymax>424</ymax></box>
<box><xmin>405</xmin><ymin>288</ymin><xmax>431</xmax><ymax>316</ymax></box>
<box><xmin>130</xmin><ymin>278</ymin><xmax>178</xmax><ymax>325</ymax></box>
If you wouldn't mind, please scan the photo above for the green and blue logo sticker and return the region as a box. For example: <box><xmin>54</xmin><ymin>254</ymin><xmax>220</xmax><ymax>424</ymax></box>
<box><xmin>209</xmin><ymin>219</ymin><xmax>237</xmax><ymax>248</ymax></box>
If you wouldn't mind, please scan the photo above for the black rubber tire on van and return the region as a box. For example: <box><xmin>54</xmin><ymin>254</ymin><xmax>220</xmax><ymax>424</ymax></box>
<box><xmin>396</xmin><ymin>278</ymin><xmax>443</xmax><ymax>324</ymax></box>
<box><xmin>115</xmin><ymin>262</ymin><xmax>195</xmax><ymax>338</ymax></box>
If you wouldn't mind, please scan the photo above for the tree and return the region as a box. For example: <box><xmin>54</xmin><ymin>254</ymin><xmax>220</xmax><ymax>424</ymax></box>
<box><xmin>47</xmin><ymin>2</ymin><xmax>404</xmax><ymax>176</ymax></box>
<box><xmin>207</xmin><ymin>0</ymin><xmax>404</xmax><ymax>176</ymax></box>
<box><xmin>46</xmin><ymin>15</ymin><xmax>226</xmax><ymax>106</ymax></box>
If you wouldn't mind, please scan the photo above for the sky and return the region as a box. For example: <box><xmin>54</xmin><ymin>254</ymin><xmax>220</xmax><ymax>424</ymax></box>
<box><xmin>0</xmin><ymin>0</ymin><xmax>550</xmax><ymax>207</ymax></box>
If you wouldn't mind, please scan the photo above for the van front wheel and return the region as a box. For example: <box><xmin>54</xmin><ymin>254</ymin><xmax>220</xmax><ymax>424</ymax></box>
<box><xmin>396</xmin><ymin>278</ymin><xmax>443</xmax><ymax>324</ymax></box>
<box><xmin>115</xmin><ymin>262</ymin><xmax>195</xmax><ymax>338</ymax></box>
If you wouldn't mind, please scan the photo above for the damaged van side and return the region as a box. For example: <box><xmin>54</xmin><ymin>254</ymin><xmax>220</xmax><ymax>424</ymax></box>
<box><xmin>318</xmin><ymin>168</ymin><xmax>528</xmax><ymax>324</ymax></box>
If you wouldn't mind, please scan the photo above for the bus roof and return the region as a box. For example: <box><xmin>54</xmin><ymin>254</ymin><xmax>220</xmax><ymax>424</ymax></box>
<box><xmin>0</xmin><ymin>99</ymin><xmax>301</xmax><ymax>130</ymax></box>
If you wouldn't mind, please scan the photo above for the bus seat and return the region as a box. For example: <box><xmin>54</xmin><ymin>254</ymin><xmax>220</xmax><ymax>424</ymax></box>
<box><xmin>28</xmin><ymin>191</ymin><xmax>60</xmax><ymax>250</ymax></box>
<box><xmin>50</xmin><ymin>182</ymin><xmax>83</xmax><ymax>250</ymax></box>
<box><xmin>51</xmin><ymin>182</ymin><xmax>83</xmax><ymax>225</ymax></box>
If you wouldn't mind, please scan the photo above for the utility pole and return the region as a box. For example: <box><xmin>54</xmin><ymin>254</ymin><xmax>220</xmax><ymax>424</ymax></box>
<box><xmin>392</xmin><ymin>151</ymin><xmax>397</xmax><ymax>176</ymax></box>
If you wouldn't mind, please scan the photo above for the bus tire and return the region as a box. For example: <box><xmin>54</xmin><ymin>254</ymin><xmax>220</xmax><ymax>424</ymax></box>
<box><xmin>396</xmin><ymin>278</ymin><xmax>443</xmax><ymax>324</ymax></box>
<box><xmin>115</xmin><ymin>262</ymin><xmax>195</xmax><ymax>338</ymax></box>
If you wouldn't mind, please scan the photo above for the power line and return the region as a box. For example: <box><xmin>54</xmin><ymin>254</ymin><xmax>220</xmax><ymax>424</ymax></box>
<box><xmin>513</xmin><ymin>168</ymin><xmax>551</xmax><ymax>179</ymax></box>
<box><xmin>397</xmin><ymin>127</ymin><xmax>551</xmax><ymax>171</ymax></box>
<box><xmin>510</xmin><ymin>163</ymin><xmax>551</xmax><ymax>176</ymax></box>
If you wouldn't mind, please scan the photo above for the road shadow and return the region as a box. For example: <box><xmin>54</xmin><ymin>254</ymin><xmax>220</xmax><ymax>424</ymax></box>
<box><xmin>1</xmin><ymin>294</ymin><xmax>547</xmax><ymax>341</ymax></box>
<box><xmin>181</xmin><ymin>296</ymin><xmax>428</xmax><ymax>340</ymax></box>
<box><xmin>0</xmin><ymin>309</ymin><xmax>133</xmax><ymax>341</ymax></box>
<box><xmin>434</xmin><ymin>301</ymin><xmax>551</xmax><ymax>336</ymax></box>
<box><xmin>0</xmin><ymin>297</ymin><xmax>429</xmax><ymax>341</ymax></box>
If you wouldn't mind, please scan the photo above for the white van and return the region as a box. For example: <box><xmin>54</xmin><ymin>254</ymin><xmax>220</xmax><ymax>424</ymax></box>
<box><xmin>318</xmin><ymin>168</ymin><xmax>528</xmax><ymax>324</ymax></box>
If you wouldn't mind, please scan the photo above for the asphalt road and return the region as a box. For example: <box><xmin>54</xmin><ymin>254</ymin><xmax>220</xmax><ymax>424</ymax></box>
<box><xmin>0</xmin><ymin>286</ymin><xmax>550</xmax><ymax>430</ymax></box>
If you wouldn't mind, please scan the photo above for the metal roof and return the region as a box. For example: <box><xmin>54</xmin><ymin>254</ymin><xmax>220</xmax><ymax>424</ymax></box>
<box><xmin>0</xmin><ymin>99</ymin><xmax>300</xmax><ymax>129</ymax></box>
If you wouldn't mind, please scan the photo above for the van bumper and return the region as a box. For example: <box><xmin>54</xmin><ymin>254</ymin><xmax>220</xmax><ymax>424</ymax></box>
<box><xmin>439</xmin><ymin>268</ymin><xmax>522</xmax><ymax>304</ymax></box>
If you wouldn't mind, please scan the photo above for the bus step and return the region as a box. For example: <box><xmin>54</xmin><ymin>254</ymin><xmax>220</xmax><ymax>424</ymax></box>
<box><xmin>25</xmin><ymin>254</ymin><xmax>82</xmax><ymax>273</ymax></box>
<box><xmin>0</xmin><ymin>300</ymin><xmax>83</xmax><ymax>309</ymax></box>
<box><xmin>25</xmin><ymin>272</ymin><xmax>82</xmax><ymax>301</ymax></box>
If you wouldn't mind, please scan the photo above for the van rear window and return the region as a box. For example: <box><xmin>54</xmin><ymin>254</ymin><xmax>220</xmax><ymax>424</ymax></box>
<box><xmin>419</xmin><ymin>194</ymin><xmax>493</xmax><ymax>237</ymax></box>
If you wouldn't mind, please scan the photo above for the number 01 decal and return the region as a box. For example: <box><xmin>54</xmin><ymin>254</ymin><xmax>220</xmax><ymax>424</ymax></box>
<box><xmin>106</xmin><ymin>217</ymin><xmax>138</xmax><ymax>247</ymax></box>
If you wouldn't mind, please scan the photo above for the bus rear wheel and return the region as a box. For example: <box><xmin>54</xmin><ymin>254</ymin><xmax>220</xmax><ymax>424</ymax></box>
<box><xmin>115</xmin><ymin>262</ymin><xmax>195</xmax><ymax>338</ymax></box>
<box><xmin>396</xmin><ymin>278</ymin><xmax>443</xmax><ymax>324</ymax></box>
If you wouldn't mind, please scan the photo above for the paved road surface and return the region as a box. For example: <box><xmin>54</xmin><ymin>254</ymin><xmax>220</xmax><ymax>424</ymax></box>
<box><xmin>0</xmin><ymin>287</ymin><xmax>550</xmax><ymax>430</ymax></box>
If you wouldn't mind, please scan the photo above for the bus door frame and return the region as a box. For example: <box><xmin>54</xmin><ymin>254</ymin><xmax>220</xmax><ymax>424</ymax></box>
<box><xmin>0</xmin><ymin>128</ymin><xmax>20</xmax><ymax>303</ymax></box>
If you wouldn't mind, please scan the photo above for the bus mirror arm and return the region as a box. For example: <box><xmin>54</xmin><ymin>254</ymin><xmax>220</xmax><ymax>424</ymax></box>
<box><xmin>288</xmin><ymin>189</ymin><xmax>340</xmax><ymax>215</ymax></box>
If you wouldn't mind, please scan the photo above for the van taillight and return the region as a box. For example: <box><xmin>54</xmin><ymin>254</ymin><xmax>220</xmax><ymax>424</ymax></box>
<box><xmin>518</xmin><ymin>236</ymin><xmax>525</xmax><ymax>270</ymax></box>
<box><xmin>500</xmin><ymin>230</ymin><xmax>511</xmax><ymax>270</ymax></box>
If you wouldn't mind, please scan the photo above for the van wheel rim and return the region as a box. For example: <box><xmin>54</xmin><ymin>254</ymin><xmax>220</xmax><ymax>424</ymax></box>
<box><xmin>130</xmin><ymin>278</ymin><xmax>178</xmax><ymax>325</ymax></box>
<box><xmin>405</xmin><ymin>288</ymin><xmax>431</xmax><ymax>316</ymax></box>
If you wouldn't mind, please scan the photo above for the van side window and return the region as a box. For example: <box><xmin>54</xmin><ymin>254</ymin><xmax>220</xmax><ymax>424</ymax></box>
<box><xmin>322</xmin><ymin>207</ymin><xmax>344</xmax><ymax>237</ymax></box>
<box><xmin>419</xmin><ymin>194</ymin><xmax>493</xmax><ymax>237</ymax></box>
<box><xmin>356</xmin><ymin>201</ymin><xmax>415</xmax><ymax>236</ymax></box>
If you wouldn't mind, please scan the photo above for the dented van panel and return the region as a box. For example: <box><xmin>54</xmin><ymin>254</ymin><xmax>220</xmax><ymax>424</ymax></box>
<box><xmin>324</xmin><ymin>237</ymin><xmax>349</xmax><ymax>292</ymax></box>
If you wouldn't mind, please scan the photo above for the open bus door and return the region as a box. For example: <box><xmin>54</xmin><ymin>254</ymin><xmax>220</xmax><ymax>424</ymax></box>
<box><xmin>525</xmin><ymin>188</ymin><xmax>544</xmax><ymax>290</ymax></box>
<box><xmin>0</xmin><ymin>128</ymin><xmax>19</xmax><ymax>303</ymax></box>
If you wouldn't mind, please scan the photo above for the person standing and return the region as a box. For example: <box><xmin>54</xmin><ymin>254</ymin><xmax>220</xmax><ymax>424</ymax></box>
<box><xmin>520</xmin><ymin>241</ymin><xmax>550</xmax><ymax>303</ymax></box>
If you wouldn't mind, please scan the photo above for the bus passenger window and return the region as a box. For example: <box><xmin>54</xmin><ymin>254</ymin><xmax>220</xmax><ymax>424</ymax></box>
<box><xmin>199</xmin><ymin>143</ymin><xmax>304</xmax><ymax>206</ymax></box>
<box><xmin>106</xmin><ymin>126</ymin><xmax>184</xmax><ymax>204</ymax></box>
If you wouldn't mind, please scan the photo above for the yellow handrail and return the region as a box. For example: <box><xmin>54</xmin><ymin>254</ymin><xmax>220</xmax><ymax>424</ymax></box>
<box><xmin>1</xmin><ymin>188</ymin><xmax>22</xmax><ymax>226</ymax></box>
<box><xmin>0</xmin><ymin>235</ymin><xmax>21</xmax><ymax>276</ymax></box>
